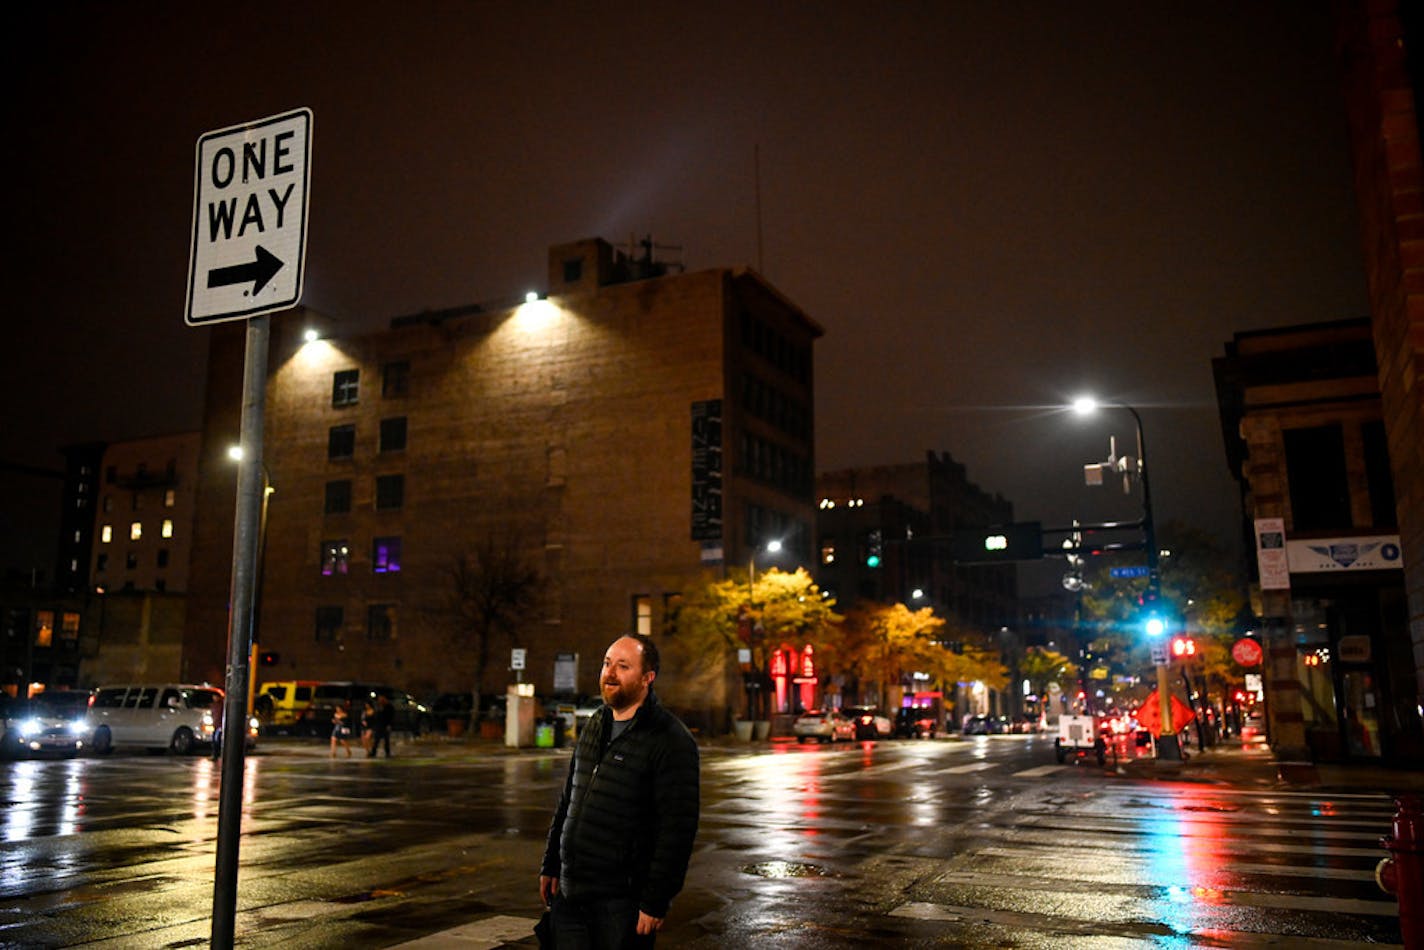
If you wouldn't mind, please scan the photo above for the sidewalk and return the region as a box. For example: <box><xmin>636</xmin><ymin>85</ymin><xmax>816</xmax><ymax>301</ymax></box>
<box><xmin>1119</xmin><ymin>731</ymin><xmax>1424</xmax><ymax>795</ymax></box>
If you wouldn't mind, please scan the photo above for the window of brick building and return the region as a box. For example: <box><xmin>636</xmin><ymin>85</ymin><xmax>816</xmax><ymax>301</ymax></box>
<box><xmin>315</xmin><ymin>606</ymin><xmax>343</xmax><ymax>643</ymax></box>
<box><xmin>332</xmin><ymin>369</ymin><xmax>360</xmax><ymax>407</ymax></box>
<box><xmin>1362</xmin><ymin>420</ymin><xmax>1398</xmax><ymax>529</ymax></box>
<box><xmin>328</xmin><ymin>424</ymin><xmax>356</xmax><ymax>460</ymax></box>
<box><xmin>373</xmin><ymin>536</ymin><xmax>402</xmax><ymax>573</ymax></box>
<box><xmin>325</xmin><ymin>480</ymin><xmax>352</xmax><ymax>514</ymax></box>
<box><xmin>382</xmin><ymin>360</ymin><xmax>410</xmax><ymax>398</ymax></box>
<box><xmin>632</xmin><ymin>595</ymin><xmax>652</xmax><ymax>636</ymax></box>
<box><xmin>367</xmin><ymin>603</ymin><xmax>397</xmax><ymax>641</ymax></box>
<box><xmin>379</xmin><ymin>416</ymin><xmax>408</xmax><ymax>454</ymax></box>
<box><xmin>375</xmin><ymin>474</ymin><xmax>404</xmax><ymax>510</ymax></box>
<box><xmin>1284</xmin><ymin>425</ymin><xmax>1351</xmax><ymax>531</ymax></box>
<box><xmin>321</xmin><ymin>540</ymin><xmax>350</xmax><ymax>576</ymax></box>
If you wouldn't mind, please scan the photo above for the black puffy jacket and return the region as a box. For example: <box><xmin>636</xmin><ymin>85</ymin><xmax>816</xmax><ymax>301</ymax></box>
<box><xmin>540</xmin><ymin>690</ymin><xmax>700</xmax><ymax>918</ymax></box>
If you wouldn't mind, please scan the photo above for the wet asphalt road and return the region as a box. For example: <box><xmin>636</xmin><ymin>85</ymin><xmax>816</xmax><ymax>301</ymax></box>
<box><xmin>0</xmin><ymin>733</ymin><xmax>1402</xmax><ymax>948</ymax></box>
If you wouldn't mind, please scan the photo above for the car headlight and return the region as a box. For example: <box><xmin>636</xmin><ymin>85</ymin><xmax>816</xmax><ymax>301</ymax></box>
<box><xmin>67</xmin><ymin>719</ymin><xmax>88</xmax><ymax>736</ymax></box>
<box><xmin>248</xmin><ymin>717</ymin><xmax>260</xmax><ymax>733</ymax></box>
<box><xmin>202</xmin><ymin>712</ymin><xmax>215</xmax><ymax>730</ymax></box>
<box><xmin>18</xmin><ymin>718</ymin><xmax>42</xmax><ymax>739</ymax></box>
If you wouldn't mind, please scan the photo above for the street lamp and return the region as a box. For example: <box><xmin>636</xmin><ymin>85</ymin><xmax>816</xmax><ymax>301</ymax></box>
<box><xmin>741</xmin><ymin>539</ymin><xmax>782</xmax><ymax>724</ymax></box>
<box><xmin>1071</xmin><ymin>396</ymin><xmax>1180</xmax><ymax>761</ymax></box>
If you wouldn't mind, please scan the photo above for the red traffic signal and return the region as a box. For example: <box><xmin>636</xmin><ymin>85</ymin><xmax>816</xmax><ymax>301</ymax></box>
<box><xmin>1170</xmin><ymin>636</ymin><xmax>1196</xmax><ymax>658</ymax></box>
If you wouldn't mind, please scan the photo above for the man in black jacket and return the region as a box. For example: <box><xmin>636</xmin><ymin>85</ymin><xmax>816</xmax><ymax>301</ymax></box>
<box><xmin>540</xmin><ymin>634</ymin><xmax>700</xmax><ymax>947</ymax></box>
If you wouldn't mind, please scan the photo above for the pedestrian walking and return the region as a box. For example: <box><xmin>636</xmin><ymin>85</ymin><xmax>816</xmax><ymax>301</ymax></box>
<box><xmin>539</xmin><ymin>634</ymin><xmax>700</xmax><ymax>948</ymax></box>
<box><xmin>368</xmin><ymin>694</ymin><xmax>394</xmax><ymax>758</ymax></box>
<box><xmin>360</xmin><ymin>700</ymin><xmax>375</xmax><ymax>755</ymax></box>
<box><xmin>330</xmin><ymin>702</ymin><xmax>353</xmax><ymax>758</ymax></box>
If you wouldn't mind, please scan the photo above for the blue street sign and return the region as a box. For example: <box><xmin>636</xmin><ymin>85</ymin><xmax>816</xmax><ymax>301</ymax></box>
<box><xmin>1110</xmin><ymin>566</ymin><xmax>1151</xmax><ymax>578</ymax></box>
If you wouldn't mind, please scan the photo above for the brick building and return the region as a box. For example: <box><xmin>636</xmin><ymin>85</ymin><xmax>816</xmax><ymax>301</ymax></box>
<box><xmin>1215</xmin><ymin>318</ymin><xmax>1421</xmax><ymax>763</ymax></box>
<box><xmin>1335</xmin><ymin>0</ymin><xmax>1424</xmax><ymax>742</ymax></box>
<box><xmin>815</xmin><ymin>452</ymin><xmax>1021</xmax><ymax>721</ymax></box>
<box><xmin>183</xmin><ymin>239</ymin><xmax>821</xmax><ymax>730</ymax></box>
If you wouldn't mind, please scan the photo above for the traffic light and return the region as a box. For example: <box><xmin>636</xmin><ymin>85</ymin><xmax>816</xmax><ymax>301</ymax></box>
<box><xmin>1170</xmin><ymin>636</ymin><xmax>1196</xmax><ymax>659</ymax></box>
<box><xmin>1139</xmin><ymin>584</ymin><xmax>1167</xmax><ymax>638</ymax></box>
<box><xmin>865</xmin><ymin>529</ymin><xmax>883</xmax><ymax>568</ymax></box>
<box><xmin>950</xmin><ymin>522</ymin><xmax>1043</xmax><ymax>563</ymax></box>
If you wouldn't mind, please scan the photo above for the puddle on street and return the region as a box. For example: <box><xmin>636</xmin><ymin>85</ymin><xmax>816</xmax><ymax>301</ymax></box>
<box><xmin>741</xmin><ymin>860</ymin><xmax>831</xmax><ymax>878</ymax></box>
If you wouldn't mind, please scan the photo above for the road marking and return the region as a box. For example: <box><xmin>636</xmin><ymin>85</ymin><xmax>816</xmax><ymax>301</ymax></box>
<box><xmin>969</xmin><ymin>846</ymin><xmax>1378</xmax><ymax>882</ymax></box>
<box><xmin>887</xmin><ymin>901</ymin><xmax>1397</xmax><ymax>948</ymax></box>
<box><xmin>1013</xmin><ymin>765</ymin><xmax>1070</xmax><ymax>777</ymax></box>
<box><xmin>386</xmin><ymin>914</ymin><xmax>539</xmax><ymax>948</ymax></box>
<box><xmin>928</xmin><ymin>869</ymin><xmax>1398</xmax><ymax>917</ymax></box>
<box><xmin>940</xmin><ymin>762</ymin><xmax>998</xmax><ymax>774</ymax></box>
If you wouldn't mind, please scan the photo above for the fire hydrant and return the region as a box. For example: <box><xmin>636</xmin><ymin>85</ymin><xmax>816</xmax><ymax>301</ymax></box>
<box><xmin>1378</xmin><ymin>794</ymin><xmax>1424</xmax><ymax>949</ymax></box>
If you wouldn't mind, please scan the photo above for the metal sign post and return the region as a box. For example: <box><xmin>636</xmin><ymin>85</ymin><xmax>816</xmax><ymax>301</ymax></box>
<box><xmin>211</xmin><ymin>316</ymin><xmax>269</xmax><ymax>948</ymax></box>
<box><xmin>188</xmin><ymin>107</ymin><xmax>311</xmax><ymax>950</ymax></box>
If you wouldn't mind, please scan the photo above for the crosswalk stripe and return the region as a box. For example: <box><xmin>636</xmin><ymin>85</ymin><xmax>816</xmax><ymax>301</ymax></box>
<box><xmin>940</xmin><ymin>761</ymin><xmax>997</xmax><ymax>774</ymax></box>
<box><xmin>1012</xmin><ymin>764</ymin><xmax>1070</xmax><ymax>777</ymax></box>
<box><xmin>970</xmin><ymin>846</ymin><xmax>1378</xmax><ymax>882</ymax></box>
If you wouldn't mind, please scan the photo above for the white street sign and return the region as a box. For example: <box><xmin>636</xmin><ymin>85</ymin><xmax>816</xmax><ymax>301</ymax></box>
<box><xmin>186</xmin><ymin>108</ymin><xmax>312</xmax><ymax>325</ymax></box>
<box><xmin>511</xmin><ymin>648</ymin><xmax>527</xmax><ymax>671</ymax></box>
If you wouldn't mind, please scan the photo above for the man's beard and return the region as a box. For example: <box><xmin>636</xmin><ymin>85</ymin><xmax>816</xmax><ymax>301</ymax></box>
<box><xmin>602</xmin><ymin>679</ymin><xmax>642</xmax><ymax>710</ymax></box>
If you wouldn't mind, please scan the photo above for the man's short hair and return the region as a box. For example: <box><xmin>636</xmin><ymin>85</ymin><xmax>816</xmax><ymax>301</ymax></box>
<box><xmin>628</xmin><ymin>633</ymin><xmax>660</xmax><ymax>675</ymax></box>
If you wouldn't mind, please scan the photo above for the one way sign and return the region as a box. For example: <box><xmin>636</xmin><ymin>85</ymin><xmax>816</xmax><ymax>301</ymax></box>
<box><xmin>186</xmin><ymin>108</ymin><xmax>312</xmax><ymax>326</ymax></box>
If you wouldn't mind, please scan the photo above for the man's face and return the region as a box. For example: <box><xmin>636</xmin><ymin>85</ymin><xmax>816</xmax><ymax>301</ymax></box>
<box><xmin>601</xmin><ymin>637</ymin><xmax>654</xmax><ymax>712</ymax></box>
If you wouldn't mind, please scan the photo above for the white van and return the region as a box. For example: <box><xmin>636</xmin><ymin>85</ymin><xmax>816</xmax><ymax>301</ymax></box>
<box><xmin>86</xmin><ymin>684</ymin><xmax>224</xmax><ymax>754</ymax></box>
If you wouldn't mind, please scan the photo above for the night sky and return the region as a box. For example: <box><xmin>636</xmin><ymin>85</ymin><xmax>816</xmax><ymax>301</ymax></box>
<box><xmin>7</xmin><ymin>3</ymin><xmax>1368</xmax><ymax>593</ymax></box>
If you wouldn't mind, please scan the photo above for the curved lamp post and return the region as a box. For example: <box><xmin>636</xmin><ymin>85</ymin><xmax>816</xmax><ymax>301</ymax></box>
<box><xmin>1072</xmin><ymin>397</ymin><xmax>1180</xmax><ymax>761</ymax></box>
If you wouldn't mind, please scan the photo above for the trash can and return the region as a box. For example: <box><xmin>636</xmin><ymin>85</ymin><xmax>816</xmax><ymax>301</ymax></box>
<box><xmin>535</xmin><ymin>721</ymin><xmax>555</xmax><ymax>748</ymax></box>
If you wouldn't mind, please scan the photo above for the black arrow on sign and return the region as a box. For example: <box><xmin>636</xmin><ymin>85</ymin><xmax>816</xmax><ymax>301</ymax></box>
<box><xmin>207</xmin><ymin>245</ymin><xmax>284</xmax><ymax>294</ymax></box>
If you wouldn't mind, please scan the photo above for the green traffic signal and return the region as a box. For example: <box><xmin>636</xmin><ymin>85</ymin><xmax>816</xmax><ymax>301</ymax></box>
<box><xmin>1144</xmin><ymin>615</ymin><xmax>1166</xmax><ymax>638</ymax></box>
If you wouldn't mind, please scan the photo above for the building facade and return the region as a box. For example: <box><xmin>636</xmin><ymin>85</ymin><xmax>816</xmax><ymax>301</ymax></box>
<box><xmin>183</xmin><ymin>239</ymin><xmax>821</xmax><ymax>731</ymax></box>
<box><xmin>815</xmin><ymin>452</ymin><xmax>1021</xmax><ymax>721</ymax></box>
<box><xmin>1335</xmin><ymin>0</ymin><xmax>1424</xmax><ymax>741</ymax></box>
<box><xmin>1215</xmin><ymin>318</ymin><xmax>1422</xmax><ymax>763</ymax></box>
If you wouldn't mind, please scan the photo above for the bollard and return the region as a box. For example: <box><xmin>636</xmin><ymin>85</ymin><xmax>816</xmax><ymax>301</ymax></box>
<box><xmin>1377</xmin><ymin>794</ymin><xmax>1424</xmax><ymax>949</ymax></box>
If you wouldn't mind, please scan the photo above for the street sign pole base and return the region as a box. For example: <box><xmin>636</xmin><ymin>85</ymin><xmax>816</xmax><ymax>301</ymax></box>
<box><xmin>1155</xmin><ymin>733</ymin><xmax>1183</xmax><ymax>761</ymax></box>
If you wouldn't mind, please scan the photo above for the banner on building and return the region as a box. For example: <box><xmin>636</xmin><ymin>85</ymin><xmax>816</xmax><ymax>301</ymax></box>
<box><xmin>1287</xmin><ymin>535</ymin><xmax>1402</xmax><ymax>573</ymax></box>
<box><xmin>1254</xmin><ymin>518</ymin><xmax>1290</xmax><ymax>590</ymax></box>
<box><xmin>691</xmin><ymin>400</ymin><xmax>723</xmax><ymax>541</ymax></box>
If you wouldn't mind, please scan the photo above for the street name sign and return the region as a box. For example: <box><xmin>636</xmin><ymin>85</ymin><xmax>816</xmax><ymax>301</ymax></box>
<box><xmin>186</xmin><ymin>108</ymin><xmax>312</xmax><ymax>325</ymax></box>
<box><xmin>1110</xmin><ymin>566</ymin><xmax>1151</xmax><ymax>578</ymax></box>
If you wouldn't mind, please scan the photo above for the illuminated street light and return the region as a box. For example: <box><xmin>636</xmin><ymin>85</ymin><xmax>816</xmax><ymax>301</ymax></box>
<box><xmin>1071</xmin><ymin>395</ymin><xmax>1179</xmax><ymax>761</ymax></box>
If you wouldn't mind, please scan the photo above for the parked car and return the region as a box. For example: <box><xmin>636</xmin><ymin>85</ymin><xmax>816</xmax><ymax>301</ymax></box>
<box><xmin>894</xmin><ymin>706</ymin><xmax>936</xmax><ymax>739</ymax></box>
<box><xmin>844</xmin><ymin>706</ymin><xmax>893</xmax><ymax>740</ymax></box>
<box><xmin>793</xmin><ymin>709</ymin><xmax>855</xmax><ymax>743</ymax></box>
<box><xmin>85</xmin><ymin>684</ymin><xmax>226</xmax><ymax>755</ymax></box>
<box><xmin>255</xmin><ymin>680</ymin><xmax>320</xmax><ymax>733</ymax></box>
<box><xmin>963</xmin><ymin>715</ymin><xmax>1007</xmax><ymax>735</ymax></box>
<box><xmin>1</xmin><ymin>694</ymin><xmax>88</xmax><ymax>758</ymax></box>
